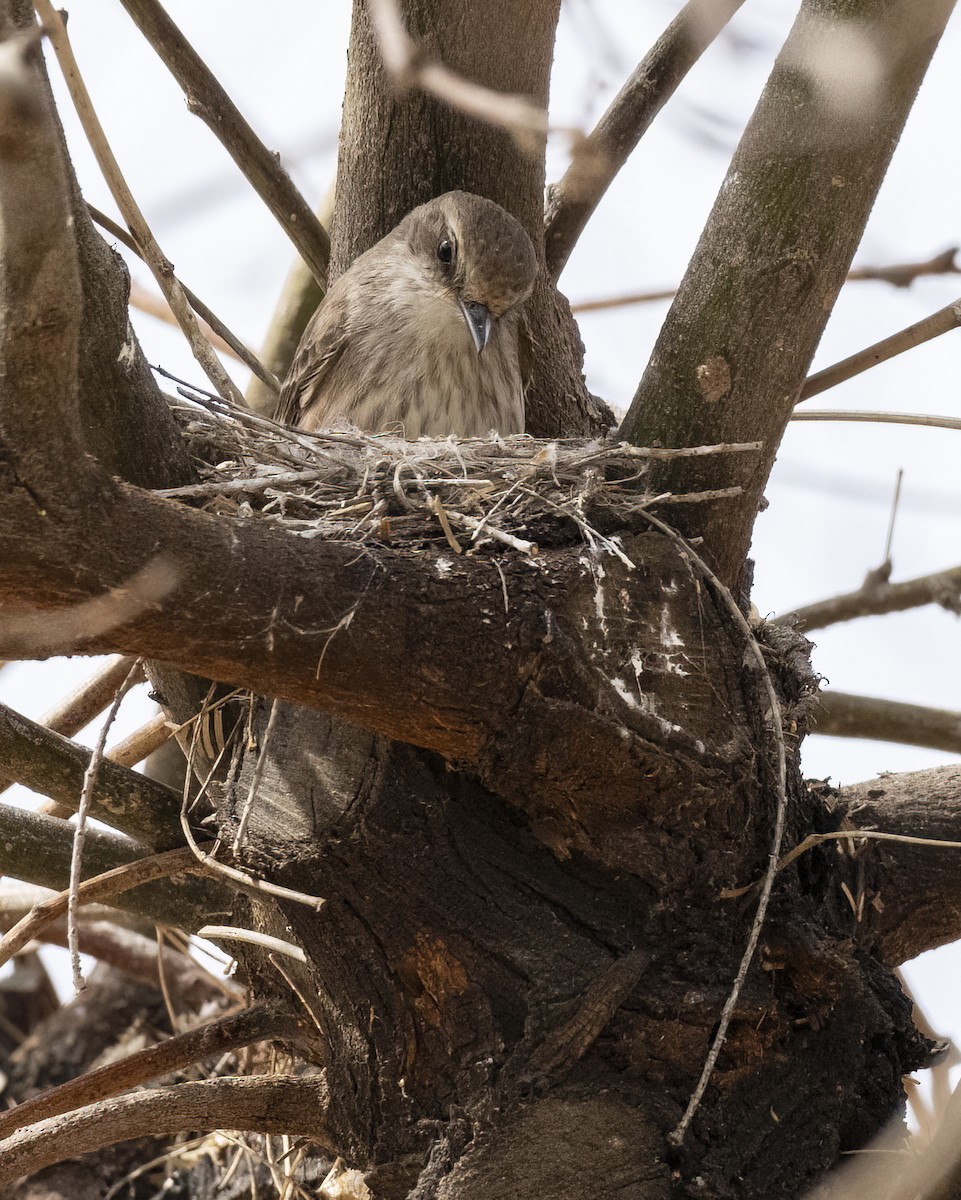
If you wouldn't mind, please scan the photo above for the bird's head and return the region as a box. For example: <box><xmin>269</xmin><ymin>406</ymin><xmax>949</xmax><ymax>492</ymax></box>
<box><xmin>401</xmin><ymin>191</ymin><xmax>538</xmax><ymax>353</ymax></box>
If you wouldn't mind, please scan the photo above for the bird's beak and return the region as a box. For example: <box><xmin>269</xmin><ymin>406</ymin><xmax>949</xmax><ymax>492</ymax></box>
<box><xmin>459</xmin><ymin>299</ymin><xmax>492</xmax><ymax>353</ymax></box>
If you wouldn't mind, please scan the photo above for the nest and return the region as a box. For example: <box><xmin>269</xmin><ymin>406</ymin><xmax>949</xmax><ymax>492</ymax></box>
<box><xmin>162</xmin><ymin>389</ymin><xmax>760</xmax><ymax>564</ymax></box>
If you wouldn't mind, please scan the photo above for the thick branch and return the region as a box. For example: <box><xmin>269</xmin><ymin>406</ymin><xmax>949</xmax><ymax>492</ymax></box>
<box><xmin>0</xmin><ymin>804</ymin><xmax>230</xmax><ymax>930</ymax></box>
<box><xmin>0</xmin><ymin>701</ymin><xmax>184</xmax><ymax>847</ymax></box>
<box><xmin>777</xmin><ymin>565</ymin><xmax>961</xmax><ymax>632</ymax></box>
<box><xmin>544</xmin><ymin>0</ymin><xmax>746</xmax><ymax>279</ymax></box>
<box><xmin>842</xmin><ymin>765</ymin><xmax>961</xmax><ymax>964</ymax></box>
<box><xmin>618</xmin><ymin>0</ymin><xmax>956</xmax><ymax>588</ymax></box>
<box><xmin>0</xmin><ymin>1075</ymin><xmax>333</xmax><ymax>1187</ymax></box>
<box><xmin>812</xmin><ymin>691</ymin><xmax>961</xmax><ymax>754</ymax></box>
<box><xmin>115</xmin><ymin>0</ymin><xmax>329</xmax><ymax>291</ymax></box>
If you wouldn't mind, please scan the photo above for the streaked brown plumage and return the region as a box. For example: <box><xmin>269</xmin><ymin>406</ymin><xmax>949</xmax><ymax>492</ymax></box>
<box><xmin>277</xmin><ymin>191</ymin><xmax>537</xmax><ymax>438</ymax></box>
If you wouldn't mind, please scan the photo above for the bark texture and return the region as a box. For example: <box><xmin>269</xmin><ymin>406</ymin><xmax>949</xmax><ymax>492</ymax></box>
<box><xmin>0</xmin><ymin>2</ymin><xmax>955</xmax><ymax>1198</ymax></box>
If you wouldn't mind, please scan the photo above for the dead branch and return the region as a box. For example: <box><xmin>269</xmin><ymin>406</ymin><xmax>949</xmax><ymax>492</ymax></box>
<box><xmin>0</xmin><ymin>1002</ymin><xmax>298</xmax><ymax>1141</ymax></box>
<box><xmin>0</xmin><ymin>701</ymin><xmax>184</xmax><ymax>847</ymax></box>
<box><xmin>34</xmin><ymin>0</ymin><xmax>245</xmax><ymax>404</ymax></box>
<box><xmin>0</xmin><ymin>804</ymin><xmax>230</xmax><ymax>932</ymax></box>
<box><xmin>0</xmin><ymin>1074</ymin><xmax>334</xmax><ymax>1187</ymax></box>
<box><xmin>570</xmin><ymin>246</ymin><xmax>961</xmax><ymax>313</ymax></box>
<box><xmin>88</xmin><ymin>204</ymin><xmax>280</xmax><ymax>391</ymax></box>
<box><xmin>0</xmin><ymin>911</ymin><xmax>235</xmax><ymax>1007</ymax></box>
<box><xmin>791</xmin><ymin>409</ymin><xmax>961</xmax><ymax>432</ymax></box>
<box><xmin>812</xmin><ymin>691</ymin><xmax>961</xmax><ymax>754</ymax></box>
<box><xmin>776</xmin><ymin>564</ymin><xmax>961</xmax><ymax>632</ymax></box>
<box><xmin>545</xmin><ymin>0</ymin><xmax>746</xmax><ymax>279</ymax></box>
<box><xmin>115</xmin><ymin>0</ymin><xmax>329</xmax><ymax>291</ymax></box>
<box><xmin>799</xmin><ymin>296</ymin><xmax>961</xmax><ymax>400</ymax></box>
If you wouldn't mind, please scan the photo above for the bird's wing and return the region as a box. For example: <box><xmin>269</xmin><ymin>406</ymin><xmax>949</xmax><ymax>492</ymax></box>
<box><xmin>275</xmin><ymin>287</ymin><xmax>351</xmax><ymax>428</ymax></box>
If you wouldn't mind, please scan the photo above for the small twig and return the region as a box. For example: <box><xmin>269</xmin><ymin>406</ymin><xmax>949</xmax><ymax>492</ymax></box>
<box><xmin>799</xmin><ymin>297</ymin><xmax>961</xmax><ymax>401</ymax></box>
<box><xmin>199</xmin><ymin>925</ymin><xmax>307</xmax><ymax>964</ymax></box>
<box><xmin>723</xmin><ymin>828</ymin><xmax>961</xmax><ymax>899</ymax></box>
<box><xmin>569</xmin><ymin>247</ymin><xmax>961</xmax><ymax>314</ymax></box>
<box><xmin>545</xmin><ymin>0</ymin><xmax>747</xmax><ymax>278</ymax></box>
<box><xmin>368</xmin><ymin>0</ymin><xmax>554</xmax><ymax>151</ymax></box>
<box><xmin>129</xmin><ymin>281</ymin><xmax>243</xmax><ymax>364</ymax></box>
<box><xmin>88</xmin><ymin>205</ymin><xmax>279</xmax><ymax>391</ymax></box>
<box><xmin>116</xmin><ymin>0</ymin><xmax>329</xmax><ymax>291</ymax></box>
<box><xmin>429</xmin><ymin>494</ymin><xmax>464</xmax><ymax>554</ymax></box>
<box><xmin>232</xmin><ymin>698</ymin><xmax>280</xmax><ymax>855</ymax></box>
<box><xmin>776</xmin><ymin>564</ymin><xmax>961</xmax><ymax>632</ymax></box>
<box><xmin>632</xmin><ymin>511</ymin><xmax>788</xmax><ymax>1147</ymax></box>
<box><xmin>882</xmin><ymin>468</ymin><xmax>904</xmax><ymax>565</ymax></box>
<box><xmin>446</xmin><ymin>509</ymin><xmax>538</xmax><ymax>555</ymax></box>
<box><xmin>67</xmin><ymin>659</ymin><xmax>143</xmax><ymax>990</ymax></box>
<box><xmin>0</xmin><ymin>844</ymin><xmax>213</xmax><ymax>970</ymax></box>
<box><xmin>791</xmin><ymin>409</ymin><xmax>961</xmax><ymax>432</ymax></box>
<box><xmin>34</xmin><ymin>0</ymin><xmax>244</xmax><ymax>405</ymax></box>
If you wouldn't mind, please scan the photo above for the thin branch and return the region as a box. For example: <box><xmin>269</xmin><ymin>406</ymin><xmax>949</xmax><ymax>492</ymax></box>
<box><xmin>799</xmin><ymin>296</ymin><xmax>961</xmax><ymax>401</ymax></box>
<box><xmin>0</xmin><ymin>700</ymin><xmax>184</xmax><ymax>847</ymax></box>
<box><xmin>569</xmin><ymin>246</ymin><xmax>961</xmax><ymax>314</ymax></box>
<box><xmin>811</xmin><ymin>690</ymin><xmax>961</xmax><ymax>754</ymax></box>
<box><xmin>367</xmin><ymin>0</ymin><xmax>553</xmax><ymax>151</ymax></box>
<box><xmin>0</xmin><ymin>1002</ymin><xmax>296</xmax><ymax>1141</ymax></box>
<box><xmin>34</xmin><ymin>0</ymin><xmax>245</xmax><ymax>405</ymax></box>
<box><xmin>0</xmin><ymin>804</ymin><xmax>230</xmax><ymax>931</ymax></box>
<box><xmin>69</xmin><ymin>658</ymin><xmax>143</xmax><ymax>989</ymax></box>
<box><xmin>245</xmin><ymin>182</ymin><xmax>335</xmax><ymax>415</ymax></box>
<box><xmin>790</xmin><ymin>409</ymin><xmax>961</xmax><ymax>432</ymax></box>
<box><xmin>88</xmin><ymin>204</ymin><xmax>280</xmax><ymax>391</ymax></box>
<box><xmin>0</xmin><ymin>1075</ymin><xmax>334</xmax><ymax>1187</ymax></box>
<box><xmin>129</xmin><ymin>281</ymin><xmax>243</xmax><ymax>364</ymax></box>
<box><xmin>0</xmin><ymin>843</ymin><xmax>217</xmax><ymax>969</ymax></box>
<box><xmin>545</xmin><ymin>0</ymin><xmax>747</xmax><ymax>279</ymax></box>
<box><xmin>776</xmin><ymin>564</ymin><xmax>961</xmax><ymax>632</ymax></box>
<box><xmin>115</xmin><ymin>0</ymin><xmax>329</xmax><ymax>291</ymax></box>
<box><xmin>0</xmin><ymin>656</ymin><xmax>141</xmax><ymax>797</ymax></box>
<box><xmin>632</xmin><ymin>512</ymin><xmax>788</xmax><ymax>1147</ymax></box>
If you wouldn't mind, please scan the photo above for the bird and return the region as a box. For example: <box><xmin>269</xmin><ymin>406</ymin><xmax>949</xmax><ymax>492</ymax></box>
<box><xmin>276</xmin><ymin>191</ymin><xmax>538</xmax><ymax>439</ymax></box>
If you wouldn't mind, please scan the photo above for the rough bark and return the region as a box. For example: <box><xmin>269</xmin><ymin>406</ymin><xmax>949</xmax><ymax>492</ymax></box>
<box><xmin>0</xmin><ymin>3</ymin><xmax>955</xmax><ymax>1199</ymax></box>
<box><xmin>619</xmin><ymin>0</ymin><xmax>956</xmax><ymax>590</ymax></box>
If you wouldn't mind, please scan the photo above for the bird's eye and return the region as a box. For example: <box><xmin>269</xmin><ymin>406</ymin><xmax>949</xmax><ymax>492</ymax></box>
<box><xmin>437</xmin><ymin>239</ymin><xmax>454</xmax><ymax>264</ymax></box>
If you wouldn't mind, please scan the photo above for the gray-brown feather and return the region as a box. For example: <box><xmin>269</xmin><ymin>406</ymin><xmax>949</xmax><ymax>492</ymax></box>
<box><xmin>277</xmin><ymin>192</ymin><xmax>537</xmax><ymax>438</ymax></box>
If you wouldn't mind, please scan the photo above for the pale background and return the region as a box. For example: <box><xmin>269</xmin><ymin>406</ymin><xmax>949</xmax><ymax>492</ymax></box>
<box><xmin>3</xmin><ymin>0</ymin><xmax>958</xmax><ymax>1107</ymax></box>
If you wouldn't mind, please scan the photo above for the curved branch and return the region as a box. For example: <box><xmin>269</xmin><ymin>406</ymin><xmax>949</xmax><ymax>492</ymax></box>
<box><xmin>842</xmin><ymin>764</ymin><xmax>961</xmax><ymax>964</ymax></box>
<box><xmin>0</xmin><ymin>1075</ymin><xmax>334</xmax><ymax>1188</ymax></box>
<box><xmin>115</xmin><ymin>0</ymin><xmax>329</xmax><ymax>292</ymax></box>
<box><xmin>545</xmin><ymin>0</ymin><xmax>747</xmax><ymax>279</ymax></box>
<box><xmin>617</xmin><ymin>0</ymin><xmax>956</xmax><ymax>588</ymax></box>
<box><xmin>776</xmin><ymin>565</ymin><xmax>961</xmax><ymax>632</ymax></box>
<box><xmin>0</xmin><ymin>1003</ymin><xmax>299</xmax><ymax>1141</ymax></box>
<box><xmin>811</xmin><ymin>691</ymin><xmax>961</xmax><ymax>755</ymax></box>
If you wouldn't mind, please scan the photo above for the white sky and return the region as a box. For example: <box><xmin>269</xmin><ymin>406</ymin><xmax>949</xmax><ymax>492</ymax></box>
<box><xmin>3</xmin><ymin>0</ymin><xmax>959</xmax><ymax>1102</ymax></box>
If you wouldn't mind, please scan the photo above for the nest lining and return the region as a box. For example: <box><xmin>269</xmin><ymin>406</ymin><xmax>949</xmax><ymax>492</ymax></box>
<box><xmin>162</xmin><ymin>390</ymin><xmax>759</xmax><ymax>562</ymax></box>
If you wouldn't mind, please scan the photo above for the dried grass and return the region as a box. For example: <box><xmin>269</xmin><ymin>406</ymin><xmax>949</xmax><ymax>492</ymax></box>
<box><xmin>161</xmin><ymin>389</ymin><xmax>761</xmax><ymax>561</ymax></box>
